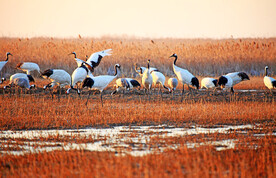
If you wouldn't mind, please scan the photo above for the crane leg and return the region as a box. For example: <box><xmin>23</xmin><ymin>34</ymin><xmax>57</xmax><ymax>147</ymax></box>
<box><xmin>212</xmin><ymin>88</ymin><xmax>217</xmax><ymax>96</ymax></box>
<box><xmin>230</xmin><ymin>87</ymin><xmax>234</xmax><ymax>93</ymax></box>
<box><xmin>171</xmin><ymin>90</ymin><xmax>174</xmax><ymax>100</ymax></box>
<box><xmin>57</xmin><ymin>86</ymin><xmax>60</xmax><ymax>101</ymax></box>
<box><xmin>180</xmin><ymin>84</ymin><xmax>184</xmax><ymax>102</ymax></box>
<box><xmin>85</xmin><ymin>90</ymin><xmax>92</xmax><ymax>106</ymax></box>
<box><xmin>100</xmin><ymin>92</ymin><xmax>103</xmax><ymax>107</ymax></box>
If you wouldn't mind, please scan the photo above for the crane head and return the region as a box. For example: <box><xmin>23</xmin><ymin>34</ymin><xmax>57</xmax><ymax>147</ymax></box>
<box><xmin>170</xmin><ymin>53</ymin><xmax>177</xmax><ymax>58</ymax></box>
<box><xmin>69</xmin><ymin>52</ymin><xmax>77</xmax><ymax>58</ymax></box>
<box><xmin>6</xmin><ymin>52</ymin><xmax>12</xmax><ymax>56</ymax></box>
<box><xmin>115</xmin><ymin>64</ymin><xmax>121</xmax><ymax>69</ymax></box>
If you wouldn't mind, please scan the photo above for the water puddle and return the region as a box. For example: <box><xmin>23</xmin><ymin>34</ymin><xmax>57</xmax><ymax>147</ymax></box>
<box><xmin>0</xmin><ymin>124</ymin><xmax>271</xmax><ymax>156</ymax></box>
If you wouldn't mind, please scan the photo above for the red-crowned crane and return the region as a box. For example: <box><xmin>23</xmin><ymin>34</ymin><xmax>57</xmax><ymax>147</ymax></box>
<box><xmin>4</xmin><ymin>78</ymin><xmax>35</xmax><ymax>90</ymax></box>
<box><xmin>218</xmin><ymin>75</ymin><xmax>234</xmax><ymax>93</ymax></box>
<box><xmin>201</xmin><ymin>77</ymin><xmax>218</xmax><ymax>89</ymax></box>
<box><xmin>0</xmin><ymin>52</ymin><xmax>12</xmax><ymax>72</ymax></box>
<box><xmin>66</xmin><ymin>62</ymin><xmax>94</xmax><ymax>94</ymax></box>
<box><xmin>69</xmin><ymin>52</ymin><xmax>85</xmax><ymax>67</ymax></box>
<box><xmin>141</xmin><ymin>59</ymin><xmax>153</xmax><ymax>94</ymax></box>
<box><xmin>81</xmin><ymin>64</ymin><xmax>120</xmax><ymax>106</ymax></box>
<box><xmin>169</xmin><ymin>53</ymin><xmax>199</xmax><ymax>96</ymax></box>
<box><xmin>135</xmin><ymin>63</ymin><xmax>169</xmax><ymax>93</ymax></box>
<box><xmin>225</xmin><ymin>72</ymin><xmax>250</xmax><ymax>86</ymax></box>
<box><xmin>168</xmin><ymin>78</ymin><xmax>178</xmax><ymax>92</ymax></box>
<box><xmin>86</xmin><ymin>49</ymin><xmax>112</xmax><ymax>72</ymax></box>
<box><xmin>264</xmin><ymin>66</ymin><xmax>276</xmax><ymax>94</ymax></box>
<box><xmin>135</xmin><ymin>63</ymin><xmax>157</xmax><ymax>77</ymax></box>
<box><xmin>111</xmin><ymin>78</ymin><xmax>140</xmax><ymax>95</ymax></box>
<box><xmin>41</xmin><ymin>69</ymin><xmax>71</xmax><ymax>89</ymax></box>
<box><xmin>16</xmin><ymin>62</ymin><xmax>41</xmax><ymax>75</ymax></box>
<box><xmin>8</xmin><ymin>73</ymin><xmax>35</xmax><ymax>83</ymax></box>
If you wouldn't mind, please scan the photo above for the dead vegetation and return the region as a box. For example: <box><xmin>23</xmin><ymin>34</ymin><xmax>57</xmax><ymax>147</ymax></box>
<box><xmin>0</xmin><ymin>37</ymin><xmax>275</xmax><ymax>177</ymax></box>
<box><xmin>0</xmin><ymin>83</ymin><xmax>275</xmax><ymax>130</ymax></box>
<box><xmin>0</xmin><ymin>37</ymin><xmax>275</xmax><ymax>78</ymax></box>
<box><xmin>0</xmin><ymin>136</ymin><xmax>274</xmax><ymax>177</ymax></box>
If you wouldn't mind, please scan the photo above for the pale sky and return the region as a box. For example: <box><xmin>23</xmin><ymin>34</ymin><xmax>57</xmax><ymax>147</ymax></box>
<box><xmin>0</xmin><ymin>0</ymin><xmax>275</xmax><ymax>38</ymax></box>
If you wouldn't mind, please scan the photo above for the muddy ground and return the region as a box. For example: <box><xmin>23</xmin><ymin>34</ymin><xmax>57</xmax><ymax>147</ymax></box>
<box><xmin>0</xmin><ymin>85</ymin><xmax>275</xmax><ymax>103</ymax></box>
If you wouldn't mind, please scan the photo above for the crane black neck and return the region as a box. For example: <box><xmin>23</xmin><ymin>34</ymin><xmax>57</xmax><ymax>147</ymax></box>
<box><xmin>6</xmin><ymin>54</ymin><xmax>10</xmax><ymax>61</ymax></box>
<box><xmin>114</xmin><ymin>65</ymin><xmax>119</xmax><ymax>76</ymax></box>
<box><xmin>73</xmin><ymin>53</ymin><xmax>77</xmax><ymax>58</ymax></box>
<box><xmin>147</xmin><ymin>62</ymin><xmax>150</xmax><ymax>69</ymax></box>
<box><xmin>173</xmin><ymin>56</ymin><xmax>177</xmax><ymax>65</ymax></box>
<box><xmin>265</xmin><ymin>67</ymin><xmax>268</xmax><ymax>76</ymax></box>
<box><xmin>80</xmin><ymin>63</ymin><xmax>89</xmax><ymax>74</ymax></box>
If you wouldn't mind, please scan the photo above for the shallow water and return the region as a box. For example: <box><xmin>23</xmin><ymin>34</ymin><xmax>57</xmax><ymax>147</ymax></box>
<box><xmin>0</xmin><ymin>124</ymin><xmax>272</xmax><ymax>156</ymax></box>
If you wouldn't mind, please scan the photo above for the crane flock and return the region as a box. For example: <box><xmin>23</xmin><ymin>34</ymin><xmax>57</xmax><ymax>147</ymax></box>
<box><xmin>0</xmin><ymin>50</ymin><xmax>275</xmax><ymax>103</ymax></box>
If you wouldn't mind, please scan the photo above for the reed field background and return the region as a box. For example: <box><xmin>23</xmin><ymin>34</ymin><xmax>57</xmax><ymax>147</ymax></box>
<box><xmin>0</xmin><ymin>37</ymin><xmax>275</xmax><ymax>78</ymax></box>
<box><xmin>0</xmin><ymin>37</ymin><xmax>275</xmax><ymax>177</ymax></box>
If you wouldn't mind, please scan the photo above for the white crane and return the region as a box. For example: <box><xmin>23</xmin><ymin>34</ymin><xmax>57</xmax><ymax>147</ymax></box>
<box><xmin>86</xmin><ymin>49</ymin><xmax>112</xmax><ymax>72</ymax></box>
<box><xmin>9</xmin><ymin>73</ymin><xmax>35</xmax><ymax>83</ymax></box>
<box><xmin>218</xmin><ymin>75</ymin><xmax>234</xmax><ymax>93</ymax></box>
<box><xmin>16</xmin><ymin>62</ymin><xmax>41</xmax><ymax>75</ymax></box>
<box><xmin>67</xmin><ymin>62</ymin><xmax>94</xmax><ymax>93</ymax></box>
<box><xmin>134</xmin><ymin>63</ymin><xmax>157</xmax><ymax>77</ymax></box>
<box><xmin>0</xmin><ymin>52</ymin><xmax>12</xmax><ymax>72</ymax></box>
<box><xmin>225</xmin><ymin>72</ymin><xmax>250</xmax><ymax>86</ymax></box>
<box><xmin>264</xmin><ymin>66</ymin><xmax>276</xmax><ymax>93</ymax></box>
<box><xmin>201</xmin><ymin>77</ymin><xmax>219</xmax><ymax>95</ymax></box>
<box><xmin>111</xmin><ymin>78</ymin><xmax>140</xmax><ymax>95</ymax></box>
<box><xmin>4</xmin><ymin>73</ymin><xmax>35</xmax><ymax>88</ymax></box>
<box><xmin>70</xmin><ymin>49</ymin><xmax>112</xmax><ymax>71</ymax></box>
<box><xmin>135</xmin><ymin>63</ymin><xmax>168</xmax><ymax>93</ymax></box>
<box><xmin>80</xmin><ymin>64</ymin><xmax>121</xmax><ymax>105</ymax></box>
<box><xmin>151</xmin><ymin>70</ymin><xmax>170</xmax><ymax>93</ymax></box>
<box><xmin>142</xmin><ymin>59</ymin><xmax>153</xmax><ymax>94</ymax></box>
<box><xmin>69</xmin><ymin>52</ymin><xmax>85</xmax><ymax>67</ymax></box>
<box><xmin>169</xmin><ymin>53</ymin><xmax>199</xmax><ymax>95</ymax></box>
<box><xmin>201</xmin><ymin>77</ymin><xmax>218</xmax><ymax>89</ymax></box>
<box><xmin>41</xmin><ymin>69</ymin><xmax>72</xmax><ymax>90</ymax></box>
<box><xmin>167</xmin><ymin>78</ymin><xmax>178</xmax><ymax>92</ymax></box>
<box><xmin>4</xmin><ymin>78</ymin><xmax>35</xmax><ymax>90</ymax></box>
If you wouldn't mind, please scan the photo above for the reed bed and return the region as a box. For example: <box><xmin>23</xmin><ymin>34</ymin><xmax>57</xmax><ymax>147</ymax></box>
<box><xmin>1</xmin><ymin>37</ymin><xmax>275</xmax><ymax>177</ymax></box>
<box><xmin>0</xmin><ymin>37</ymin><xmax>275</xmax><ymax>78</ymax></box>
<box><xmin>0</xmin><ymin>136</ymin><xmax>274</xmax><ymax>177</ymax></box>
<box><xmin>0</xmin><ymin>92</ymin><xmax>275</xmax><ymax>130</ymax></box>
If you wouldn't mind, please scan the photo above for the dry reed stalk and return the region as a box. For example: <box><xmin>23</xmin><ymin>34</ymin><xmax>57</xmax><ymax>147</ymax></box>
<box><xmin>0</xmin><ymin>93</ymin><xmax>275</xmax><ymax>130</ymax></box>
<box><xmin>0</xmin><ymin>136</ymin><xmax>274</xmax><ymax>177</ymax></box>
<box><xmin>0</xmin><ymin>38</ymin><xmax>275</xmax><ymax>78</ymax></box>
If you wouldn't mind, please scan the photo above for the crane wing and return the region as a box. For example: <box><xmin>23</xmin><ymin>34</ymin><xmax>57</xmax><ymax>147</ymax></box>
<box><xmin>75</xmin><ymin>58</ymin><xmax>85</xmax><ymax>67</ymax></box>
<box><xmin>86</xmin><ymin>49</ymin><xmax>112</xmax><ymax>68</ymax></box>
